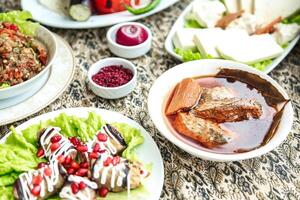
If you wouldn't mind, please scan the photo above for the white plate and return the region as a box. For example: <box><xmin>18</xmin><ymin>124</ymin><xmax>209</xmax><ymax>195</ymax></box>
<box><xmin>0</xmin><ymin>35</ymin><xmax>75</xmax><ymax>126</ymax></box>
<box><xmin>164</xmin><ymin>0</ymin><xmax>300</xmax><ymax>74</ymax></box>
<box><xmin>148</xmin><ymin>59</ymin><xmax>293</xmax><ymax>162</ymax></box>
<box><xmin>21</xmin><ymin>0</ymin><xmax>179</xmax><ymax>29</ymax></box>
<box><xmin>1</xmin><ymin>107</ymin><xmax>164</xmax><ymax>200</ymax></box>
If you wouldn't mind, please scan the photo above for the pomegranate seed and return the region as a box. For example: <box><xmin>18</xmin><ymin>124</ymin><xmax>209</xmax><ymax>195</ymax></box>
<box><xmin>140</xmin><ymin>170</ymin><xmax>144</xmax><ymax>175</ymax></box>
<box><xmin>93</xmin><ymin>143</ymin><xmax>100</xmax><ymax>152</ymax></box>
<box><xmin>64</xmin><ymin>155</ymin><xmax>72</xmax><ymax>164</ymax></box>
<box><xmin>57</xmin><ymin>155</ymin><xmax>65</xmax><ymax>164</ymax></box>
<box><xmin>50</xmin><ymin>143</ymin><xmax>60</xmax><ymax>152</ymax></box>
<box><xmin>99</xmin><ymin>149</ymin><xmax>106</xmax><ymax>154</ymax></box>
<box><xmin>71</xmin><ymin>161</ymin><xmax>80</xmax><ymax>169</ymax></box>
<box><xmin>103</xmin><ymin>157</ymin><xmax>112</xmax><ymax>167</ymax></box>
<box><xmin>79</xmin><ymin>181</ymin><xmax>86</xmax><ymax>190</ymax></box>
<box><xmin>77</xmin><ymin>145</ymin><xmax>88</xmax><ymax>153</ymax></box>
<box><xmin>99</xmin><ymin>186</ymin><xmax>109</xmax><ymax>197</ymax></box>
<box><xmin>67</xmin><ymin>168</ymin><xmax>75</xmax><ymax>175</ymax></box>
<box><xmin>112</xmin><ymin>156</ymin><xmax>120</xmax><ymax>166</ymax></box>
<box><xmin>9</xmin><ymin>24</ymin><xmax>18</xmax><ymax>31</ymax></box>
<box><xmin>31</xmin><ymin>185</ymin><xmax>41</xmax><ymax>196</ymax></box>
<box><xmin>36</xmin><ymin>149</ymin><xmax>44</xmax><ymax>158</ymax></box>
<box><xmin>80</xmin><ymin>162</ymin><xmax>89</xmax><ymax>169</ymax></box>
<box><xmin>75</xmin><ymin>168</ymin><xmax>88</xmax><ymax>177</ymax></box>
<box><xmin>89</xmin><ymin>152</ymin><xmax>99</xmax><ymax>159</ymax></box>
<box><xmin>37</xmin><ymin>162</ymin><xmax>47</xmax><ymax>169</ymax></box>
<box><xmin>69</xmin><ymin>137</ymin><xmax>80</xmax><ymax>146</ymax></box>
<box><xmin>50</xmin><ymin>135</ymin><xmax>62</xmax><ymax>143</ymax></box>
<box><xmin>32</xmin><ymin>175</ymin><xmax>43</xmax><ymax>185</ymax></box>
<box><xmin>97</xmin><ymin>133</ymin><xmax>108</xmax><ymax>142</ymax></box>
<box><xmin>71</xmin><ymin>182</ymin><xmax>79</xmax><ymax>194</ymax></box>
<box><xmin>44</xmin><ymin>167</ymin><xmax>52</xmax><ymax>176</ymax></box>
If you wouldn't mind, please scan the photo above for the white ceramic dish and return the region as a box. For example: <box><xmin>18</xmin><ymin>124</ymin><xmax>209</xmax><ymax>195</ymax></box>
<box><xmin>148</xmin><ymin>59</ymin><xmax>293</xmax><ymax>162</ymax></box>
<box><xmin>0</xmin><ymin>35</ymin><xmax>75</xmax><ymax>126</ymax></box>
<box><xmin>0</xmin><ymin>25</ymin><xmax>57</xmax><ymax>100</ymax></box>
<box><xmin>107</xmin><ymin>22</ymin><xmax>152</xmax><ymax>59</ymax></box>
<box><xmin>21</xmin><ymin>0</ymin><xmax>179</xmax><ymax>29</ymax></box>
<box><xmin>88</xmin><ymin>57</ymin><xmax>137</xmax><ymax>99</ymax></box>
<box><xmin>0</xmin><ymin>107</ymin><xmax>164</xmax><ymax>200</ymax></box>
<box><xmin>164</xmin><ymin>0</ymin><xmax>300</xmax><ymax>74</ymax></box>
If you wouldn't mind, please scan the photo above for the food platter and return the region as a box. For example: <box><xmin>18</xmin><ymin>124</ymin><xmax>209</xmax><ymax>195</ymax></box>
<box><xmin>0</xmin><ymin>107</ymin><xmax>164</xmax><ymax>200</ymax></box>
<box><xmin>21</xmin><ymin>0</ymin><xmax>179</xmax><ymax>29</ymax></box>
<box><xmin>0</xmin><ymin>35</ymin><xmax>75</xmax><ymax>126</ymax></box>
<box><xmin>164</xmin><ymin>0</ymin><xmax>300</xmax><ymax>74</ymax></box>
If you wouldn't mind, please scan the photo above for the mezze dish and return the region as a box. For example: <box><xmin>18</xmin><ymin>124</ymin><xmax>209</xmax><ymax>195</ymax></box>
<box><xmin>164</xmin><ymin>69</ymin><xmax>289</xmax><ymax>154</ymax></box>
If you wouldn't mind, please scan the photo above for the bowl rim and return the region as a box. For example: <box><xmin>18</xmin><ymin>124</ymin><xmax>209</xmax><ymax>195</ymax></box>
<box><xmin>0</xmin><ymin>25</ymin><xmax>57</xmax><ymax>92</ymax></box>
<box><xmin>148</xmin><ymin>59</ymin><xmax>294</xmax><ymax>162</ymax></box>
<box><xmin>88</xmin><ymin>57</ymin><xmax>137</xmax><ymax>91</ymax></box>
<box><xmin>106</xmin><ymin>21</ymin><xmax>152</xmax><ymax>50</ymax></box>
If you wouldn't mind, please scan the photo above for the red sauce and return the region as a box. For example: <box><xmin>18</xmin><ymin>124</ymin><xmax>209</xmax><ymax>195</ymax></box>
<box><xmin>92</xmin><ymin>65</ymin><xmax>133</xmax><ymax>88</ymax></box>
<box><xmin>116</xmin><ymin>25</ymin><xmax>148</xmax><ymax>46</ymax></box>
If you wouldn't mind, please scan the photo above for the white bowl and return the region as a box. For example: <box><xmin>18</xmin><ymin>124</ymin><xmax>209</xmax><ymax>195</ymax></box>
<box><xmin>148</xmin><ymin>59</ymin><xmax>293</xmax><ymax>162</ymax></box>
<box><xmin>107</xmin><ymin>22</ymin><xmax>152</xmax><ymax>59</ymax></box>
<box><xmin>88</xmin><ymin>57</ymin><xmax>137</xmax><ymax>99</ymax></box>
<box><xmin>0</xmin><ymin>25</ymin><xmax>57</xmax><ymax>100</ymax></box>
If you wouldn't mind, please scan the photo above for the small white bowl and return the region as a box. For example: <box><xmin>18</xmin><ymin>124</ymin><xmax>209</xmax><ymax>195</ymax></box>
<box><xmin>107</xmin><ymin>22</ymin><xmax>152</xmax><ymax>59</ymax></box>
<box><xmin>88</xmin><ymin>57</ymin><xmax>137</xmax><ymax>99</ymax></box>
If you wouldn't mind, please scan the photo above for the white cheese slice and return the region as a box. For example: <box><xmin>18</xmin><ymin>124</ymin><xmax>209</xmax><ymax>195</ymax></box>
<box><xmin>272</xmin><ymin>23</ymin><xmax>300</xmax><ymax>45</ymax></box>
<box><xmin>172</xmin><ymin>29</ymin><xmax>202</xmax><ymax>51</ymax></box>
<box><xmin>191</xmin><ymin>0</ymin><xmax>226</xmax><ymax>28</ymax></box>
<box><xmin>240</xmin><ymin>0</ymin><xmax>254</xmax><ymax>13</ymax></box>
<box><xmin>39</xmin><ymin>0</ymin><xmax>70</xmax><ymax>15</ymax></box>
<box><xmin>223</xmin><ymin>0</ymin><xmax>239</xmax><ymax>13</ymax></box>
<box><xmin>254</xmin><ymin>0</ymin><xmax>300</xmax><ymax>24</ymax></box>
<box><xmin>217</xmin><ymin>34</ymin><xmax>284</xmax><ymax>64</ymax></box>
<box><xmin>227</xmin><ymin>13</ymin><xmax>259</xmax><ymax>34</ymax></box>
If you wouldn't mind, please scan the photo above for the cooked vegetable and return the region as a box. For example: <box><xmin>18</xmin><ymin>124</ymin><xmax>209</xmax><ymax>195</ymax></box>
<box><xmin>94</xmin><ymin>0</ymin><xmax>131</xmax><ymax>14</ymax></box>
<box><xmin>69</xmin><ymin>0</ymin><xmax>91</xmax><ymax>21</ymax></box>
<box><xmin>125</xmin><ymin>0</ymin><xmax>161</xmax><ymax>15</ymax></box>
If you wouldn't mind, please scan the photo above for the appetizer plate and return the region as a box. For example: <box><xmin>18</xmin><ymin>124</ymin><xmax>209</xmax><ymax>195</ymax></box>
<box><xmin>1</xmin><ymin>107</ymin><xmax>164</xmax><ymax>200</ymax></box>
<box><xmin>164</xmin><ymin>1</ymin><xmax>300</xmax><ymax>74</ymax></box>
<box><xmin>21</xmin><ymin>0</ymin><xmax>179</xmax><ymax>29</ymax></box>
<box><xmin>0</xmin><ymin>35</ymin><xmax>75</xmax><ymax>126</ymax></box>
<box><xmin>148</xmin><ymin>59</ymin><xmax>293</xmax><ymax>162</ymax></box>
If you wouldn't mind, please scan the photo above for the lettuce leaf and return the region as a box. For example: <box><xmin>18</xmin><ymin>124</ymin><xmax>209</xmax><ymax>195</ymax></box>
<box><xmin>175</xmin><ymin>48</ymin><xmax>202</xmax><ymax>62</ymax></box>
<box><xmin>0</xmin><ymin>83</ymin><xmax>10</xmax><ymax>89</ymax></box>
<box><xmin>282</xmin><ymin>9</ymin><xmax>300</xmax><ymax>25</ymax></box>
<box><xmin>0</xmin><ymin>186</ymin><xmax>14</xmax><ymax>200</ymax></box>
<box><xmin>250</xmin><ymin>59</ymin><xmax>273</xmax><ymax>71</ymax></box>
<box><xmin>184</xmin><ymin>19</ymin><xmax>203</xmax><ymax>28</ymax></box>
<box><xmin>0</xmin><ymin>11</ymin><xmax>39</xmax><ymax>36</ymax></box>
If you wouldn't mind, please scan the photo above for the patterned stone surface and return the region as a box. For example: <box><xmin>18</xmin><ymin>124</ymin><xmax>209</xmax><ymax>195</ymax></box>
<box><xmin>1</xmin><ymin>0</ymin><xmax>300</xmax><ymax>199</ymax></box>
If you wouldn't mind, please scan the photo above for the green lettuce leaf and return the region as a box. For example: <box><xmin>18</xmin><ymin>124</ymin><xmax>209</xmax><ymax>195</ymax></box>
<box><xmin>175</xmin><ymin>48</ymin><xmax>202</xmax><ymax>62</ymax></box>
<box><xmin>0</xmin><ymin>83</ymin><xmax>10</xmax><ymax>89</ymax></box>
<box><xmin>250</xmin><ymin>59</ymin><xmax>273</xmax><ymax>71</ymax></box>
<box><xmin>184</xmin><ymin>19</ymin><xmax>203</xmax><ymax>28</ymax></box>
<box><xmin>0</xmin><ymin>11</ymin><xmax>39</xmax><ymax>35</ymax></box>
<box><xmin>0</xmin><ymin>186</ymin><xmax>14</xmax><ymax>200</ymax></box>
<box><xmin>282</xmin><ymin>9</ymin><xmax>300</xmax><ymax>25</ymax></box>
<box><xmin>0</xmin><ymin>172</ymin><xmax>20</xmax><ymax>187</ymax></box>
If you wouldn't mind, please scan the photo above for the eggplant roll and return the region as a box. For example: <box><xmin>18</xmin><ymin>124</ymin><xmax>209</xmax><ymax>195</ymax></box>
<box><xmin>92</xmin><ymin>154</ymin><xmax>142</xmax><ymax>192</ymax></box>
<box><xmin>14</xmin><ymin>161</ymin><xmax>65</xmax><ymax>200</ymax></box>
<box><xmin>38</xmin><ymin>127</ymin><xmax>77</xmax><ymax>161</ymax></box>
<box><xmin>59</xmin><ymin>175</ymin><xmax>97</xmax><ymax>200</ymax></box>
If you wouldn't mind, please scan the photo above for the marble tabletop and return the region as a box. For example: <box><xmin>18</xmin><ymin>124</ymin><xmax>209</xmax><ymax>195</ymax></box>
<box><xmin>1</xmin><ymin>0</ymin><xmax>300</xmax><ymax>199</ymax></box>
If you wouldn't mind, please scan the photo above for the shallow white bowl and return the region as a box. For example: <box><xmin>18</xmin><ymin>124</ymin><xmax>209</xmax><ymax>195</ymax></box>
<box><xmin>107</xmin><ymin>22</ymin><xmax>152</xmax><ymax>59</ymax></box>
<box><xmin>88</xmin><ymin>57</ymin><xmax>137</xmax><ymax>99</ymax></box>
<box><xmin>0</xmin><ymin>25</ymin><xmax>57</xmax><ymax>100</ymax></box>
<box><xmin>148</xmin><ymin>59</ymin><xmax>293</xmax><ymax>162</ymax></box>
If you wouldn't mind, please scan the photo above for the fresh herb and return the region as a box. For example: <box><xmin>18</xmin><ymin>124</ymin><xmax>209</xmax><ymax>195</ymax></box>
<box><xmin>0</xmin><ymin>83</ymin><xmax>10</xmax><ymax>89</ymax></box>
<box><xmin>125</xmin><ymin>0</ymin><xmax>161</xmax><ymax>15</ymax></box>
<box><xmin>184</xmin><ymin>19</ymin><xmax>203</xmax><ymax>28</ymax></box>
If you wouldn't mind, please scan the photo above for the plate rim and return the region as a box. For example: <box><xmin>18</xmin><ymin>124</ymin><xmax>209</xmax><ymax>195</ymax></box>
<box><xmin>0</xmin><ymin>34</ymin><xmax>75</xmax><ymax>126</ymax></box>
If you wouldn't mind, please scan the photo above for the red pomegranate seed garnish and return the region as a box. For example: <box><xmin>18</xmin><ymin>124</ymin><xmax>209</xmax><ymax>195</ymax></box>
<box><xmin>37</xmin><ymin>162</ymin><xmax>47</xmax><ymax>169</ymax></box>
<box><xmin>71</xmin><ymin>161</ymin><xmax>80</xmax><ymax>169</ymax></box>
<box><xmin>89</xmin><ymin>152</ymin><xmax>99</xmax><ymax>159</ymax></box>
<box><xmin>44</xmin><ymin>167</ymin><xmax>52</xmax><ymax>176</ymax></box>
<box><xmin>50</xmin><ymin>135</ymin><xmax>62</xmax><ymax>143</ymax></box>
<box><xmin>69</xmin><ymin>137</ymin><xmax>80</xmax><ymax>146</ymax></box>
<box><xmin>140</xmin><ymin>170</ymin><xmax>144</xmax><ymax>175</ymax></box>
<box><xmin>67</xmin><ymin>168</ymin><xmax>75</xmax><ymax>175</ymax></box>
<box><xmin>93</xmin><ymin>143</ymin><xmax>100</xmax><ymax>152</ymax></box>
<box><xmin>71</xmin><ymin>182</ymin><xmax>79</xmax><ymax>194</ymax></box>
<box><xmin>31</xmin><ymin>185</ymin><xmax>41</xmax><ymax>196</ymax></box>
<box><xmin>32</xmin><ymin>175</ymin><xmax>43</xmax><ymax>185</ymax></box>
<box><xmin>103</xmin><ymin>157</ymin><xmax>112</xmax><ymax>167</ymax></box>
<box><xmin>57</xmin><ymin>155</ymin><xmax>65</xmax><ymax>164</ymax></box>
<box><xmin>50</xmin><ymin>143</ymin><xmax>60</xmax><ymax>152</ymax></box>
<box><xmin>99</xmin><ymin>149</ymin><xmax>106</xmax><ymax>154</ymax></box>
<box><xmin>79</xmin><ymin>181</ymin><xmax>86</xmax><ymax>190</ymax></box>
<box><xmin>97</xmin><ymin>133</ymin><xmax>108</xmax><ymax>142</ymax></box>
<box><xmin>77</xmin><ymin>145</ymin><xmax>88</xmax><ymax>152</ymax></box>
<box><xmin>36</xmin><ymin>149</ymin><xmax>44</xmax><ymax>158</ymax></box>
<box><xmin>75</xmin><ymin>168</ymin><xmax>88</xmax><ymax>177</ymax></box>
<box><xmin>64</xmin><ymin>155</ymin><xmax>72</xmax><ymax>164</ymax></box>
<box><xmin>80</xmin><ymin>162</ymin><xmax>89</xmax><ymax>169</ymax></box>
<box><xmin>99</xmin><ymin>186</ymin><xmax>109</xmax><ymax>197</ymax></box>
<box><xmin>112</xmin><ymin>156</ymin><xmax>120</xmax><ymax>166</ymax></box>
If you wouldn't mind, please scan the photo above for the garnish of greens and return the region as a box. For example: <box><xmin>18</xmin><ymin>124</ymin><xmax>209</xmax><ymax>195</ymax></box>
<box><xmin>282</xmin><ymin>9</ymin><xmax>300</xmax><ymax>25</ymax></box>
<box><xmin>0</xmin><ymin>83</ymin><xmax>10</xmax><ymax>89</ymax></box>
<box><xmin>0</xmin><ymin>112</ymin><xmax>144</xmax><ymax>200</ymax></box>
<box><xmin>0</xmin><ymin>11</ymin><xmax>39</xmax><ymax>36</ymax></box>
<box><xmin>125</xmin><ymin>0</ymin><xmax>161</xmax><ymax>15</ymax></box>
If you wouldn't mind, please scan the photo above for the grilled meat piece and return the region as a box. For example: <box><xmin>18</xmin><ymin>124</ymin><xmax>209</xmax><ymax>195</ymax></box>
<box><xmin>203</xmin><ymin>86</ymin><xmax>234</xmax><ymax>100</ymax></box>
<box><xmin>166</xmin><ymin>78</ymin><xmax>203</xmax><ymax>115</ymax></box>
<box><xmin>173</xmin><ymin>112</ymin><xmax>232</xmax><ymax>147</ymax></box>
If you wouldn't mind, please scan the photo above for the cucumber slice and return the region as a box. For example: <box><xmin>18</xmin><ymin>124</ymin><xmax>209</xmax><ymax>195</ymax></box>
<box><xmin>69</xmin><ymin>4</ymin><xmax>91</xmax><ymax>21</ymax></box>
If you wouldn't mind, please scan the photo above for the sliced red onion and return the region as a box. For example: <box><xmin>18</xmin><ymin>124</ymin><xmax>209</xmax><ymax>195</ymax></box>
<box><xmin>116</xmin><ymin>25</ymin><xmax>148</xmax><ymax>46</ymax></box>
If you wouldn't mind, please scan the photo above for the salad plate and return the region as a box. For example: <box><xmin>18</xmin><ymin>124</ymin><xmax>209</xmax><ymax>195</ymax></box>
<box><xmin>164</xmin><ymin>0</ymin><xmax>300</xmax><ymax>74</ymax></box>
<box><xmin>0</xmin><ymin>34</ymin><xmax>75</xmax><ymax>126</ymax></box>
<box><xmin>21</xmin><ymin>0</ymin><xmax>179</xmax><ymax>29</ymax></box>
<box><xmin>0</xmin><ymin>107</ymin><xmax>164</xmax><ymax>200</ymax></box>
